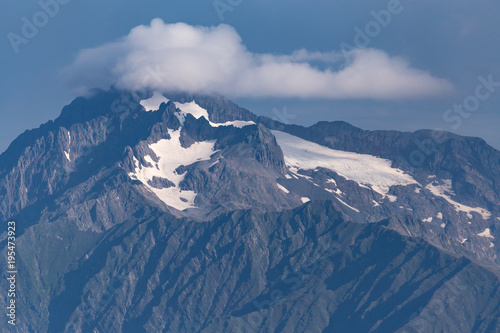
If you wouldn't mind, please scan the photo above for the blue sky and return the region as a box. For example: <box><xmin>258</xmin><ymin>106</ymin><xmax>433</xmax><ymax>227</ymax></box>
<box><xmin>1</xmin><ymin>0</ymin><xmax>499</xmax><ymax>153</ymax></box>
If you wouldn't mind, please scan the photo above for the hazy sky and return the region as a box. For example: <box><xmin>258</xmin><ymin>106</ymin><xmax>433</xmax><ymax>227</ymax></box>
<box><xmin>1</xmin><ymin>0</ymin><xmax>499</xmax><ymax>153</ymax></box>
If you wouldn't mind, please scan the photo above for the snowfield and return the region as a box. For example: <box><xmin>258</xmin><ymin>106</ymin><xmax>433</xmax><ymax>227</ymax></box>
<box><xmin>174</xmin><ymin>100</ymin><xmax>255</xmax><ymax>128</ymax></box>
<box><xmin>426</xmin><ymin>179</ymin><xmax>491</xmax><ymax>220</ymax></box>
<box><xmin>134</xmin><ymin>93</ymin><xmax>257</xmax><ymax>210</ymax></box>
<box><xmin>277</xmin><ymin>183</ymin><xmax>290</xmax><ymax>194</ymax></box>
<box><xmin>210</xmin><ymin>120</ymin><xmax>256</xmax><ymax>128</ymax></box>
<box><xmin>477</xmin><ymin>228</ymin><xmax>494</xmax><ymax>239</ymax></box>
<box><xmin>174</xmin><ymin>101</ymin><xmax>210</xmax><ymax>124</ymax></box>
<box><xmin>64</xmin><ymin>130</ymin><xmax>71</xmax><ymax>161</ymax></box>
<box><xmin>140</xmin><ymin>91</ymin><xmax>169</xmax><ymax>111</ymax></box>
<box><xmin>129</xmin><ymin>129</ymin><xmax>217</xmax><ymax>211</ymax></box>
<box><xmin>272</xmin><ymin>130</ymin><xmax>418</xmax><ymax>195</ymax></box>
<box><xmin>141</xmin><ymin>92</ymin><xmax>255</xmax><ymax>128</ymax></box>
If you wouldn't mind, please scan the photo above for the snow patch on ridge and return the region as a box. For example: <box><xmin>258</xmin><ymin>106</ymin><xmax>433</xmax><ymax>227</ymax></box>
<box><xmin>140</xmin><ymin>91</ymin><xmax>170</xmax><ymax>111</ymax></box>
<box><xmin>386</xmin><ymin>194</ymin><xmax>398</xmax><ymax>202</ymax></box>
<box><xmin>128</xmin><ymin>129</ymin><xmax>216</xmax><ymax>210</ymax></box>
<box><xmin>326</xmin><ymin>188</ymin><xmax>343</xmax><ymax>196</ymax></box>
<box><xmin>174</xmin><ymin>100</ymin><xmax>255</xmax><ymax>128</ymax></box>
<box><xmin>174</xmin><ymin>101</ymin><xmax>209</xmax><ymax>124</ymax></box>
<box><xmin>288</xmin><ymin>166</ymin><xmax>313</xmax><ymax>181</ymax></box>
<box><xmin>64</xmin><ymin>131</ymin><xmax>71</xmax><ymax>161</ymax></box>
<box><xmin>277</xmin><ymin>183</ymin><xmax>290</xmax><ymax>194</ymax></box>
<box><xmin>140</xmin><ymin>93</ymin><xmax>255</xmax><ymax>128</ymax></box>
<box><xmin>426</xmin><ymin>180</ymin><xmax>491</xmax><ymax>220</ymax></box>
<box><xmin>477</xmin><ymin>228</ymin><xmax>494</xmax><ymax>239</ymax></box>
<box><xmin>336</xmin><ymin>197</ymin><xmax>360</xmax><ymax>213</ymax></box>
<box><xmin>272</xmin><ymin>131</ymin><xmax>418</xmax><ymax>196</ymax></box>
<box><xmin>210</xmin><ymin>120</ymin><xmax>256</xmax><ymax>128</ymax></box>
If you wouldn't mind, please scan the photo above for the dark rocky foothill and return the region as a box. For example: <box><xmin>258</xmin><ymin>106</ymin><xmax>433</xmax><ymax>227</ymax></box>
<box><xmin>0</xmin><ymin>89</ymin><xmax>499</xmax><ymax>332</ymax></box>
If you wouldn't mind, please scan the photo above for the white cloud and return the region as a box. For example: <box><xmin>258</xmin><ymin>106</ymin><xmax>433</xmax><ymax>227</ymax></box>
<box><xmin>61</xmin><ymin>19</ymin><xmax>453</xmax><ymax>99</ymax></box>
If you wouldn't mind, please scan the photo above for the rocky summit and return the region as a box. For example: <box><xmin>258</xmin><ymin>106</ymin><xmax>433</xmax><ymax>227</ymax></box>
<box><xmin>1</xmin><ymin>88</ymin><xmax>499</xmax><ymax>332</ymax></box>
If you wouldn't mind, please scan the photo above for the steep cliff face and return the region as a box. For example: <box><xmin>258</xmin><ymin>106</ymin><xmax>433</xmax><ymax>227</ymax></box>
<box><xmin>0</xmin><ymin>89</ymin><xmax>499</xmax><ymax>332</ymax></box>
<box><xmin>34</xmin><ymin>202</ymin><xmax>500</xmax><ymax>332</ymax></box>
<box><xmin>0</xmin><ymin>89</ymin><xmax>292</xmax><ymax>234</ymax></box>
<box><xmin>261</xmin><ymin>118</ymin><xmax>500</xmax><ymax>208</ymax></box>
<box><xmin>260</xmin><ymin>118</ymin><xmax>500</xmax><ymax>269</ymax></box>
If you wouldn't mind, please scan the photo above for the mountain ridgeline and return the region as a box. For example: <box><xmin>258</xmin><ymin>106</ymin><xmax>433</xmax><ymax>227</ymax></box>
<box><xmin>0</xmin><ymin>88</ymin><xmax>499</xmax><ymax>332</ymax></box>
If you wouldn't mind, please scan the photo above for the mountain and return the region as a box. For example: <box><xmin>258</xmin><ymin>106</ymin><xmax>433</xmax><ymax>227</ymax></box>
<box><xmin>0</xmin><ymin>88</ymin><xmax>499</xmax><ymax>332</ymax></box>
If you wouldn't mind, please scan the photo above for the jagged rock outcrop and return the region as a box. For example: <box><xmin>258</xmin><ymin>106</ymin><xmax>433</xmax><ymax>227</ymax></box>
<box><xmin>1</xmin><ymin>89</ymin><xmax>499</xmax><ymax>332</ymax></box>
